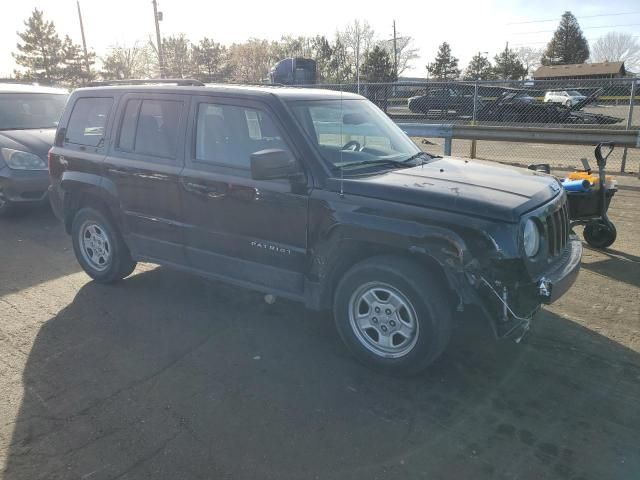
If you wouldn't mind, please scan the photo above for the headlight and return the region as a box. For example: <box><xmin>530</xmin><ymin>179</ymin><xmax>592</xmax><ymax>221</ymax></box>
<box><xmin>523</xmin><ymin>219</ymin><xmax>541</xmax><ymax>257</ymax></box>
<box><xmin>1</xmin><ymin>148</ymin><xmax>47</xmax><ymax>170</ymax></box>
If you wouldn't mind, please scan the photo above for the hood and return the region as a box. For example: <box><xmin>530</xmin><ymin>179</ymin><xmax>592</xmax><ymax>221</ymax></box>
<box><xmin>330</xmin><ymin>157</ymin><xmax>562</xmax><ymax>223</ymax></box>
<box><xmin>0</xmin><ymin>128</ymin><xmax>56</xmax><ymax>160</ymax></box>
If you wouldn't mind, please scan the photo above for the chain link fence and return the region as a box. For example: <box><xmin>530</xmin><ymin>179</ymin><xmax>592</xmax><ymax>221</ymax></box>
<box><xmin>301</xmin><ymin>78</ymin><xmax>639</xmax><ymax>173</ymax></box>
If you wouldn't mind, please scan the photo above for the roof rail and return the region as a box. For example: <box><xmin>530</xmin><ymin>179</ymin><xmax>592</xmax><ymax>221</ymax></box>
<box><xmin>87</xmin><ymin>78</ymin><xmax>205</xmax><ymax>87</ymax></box>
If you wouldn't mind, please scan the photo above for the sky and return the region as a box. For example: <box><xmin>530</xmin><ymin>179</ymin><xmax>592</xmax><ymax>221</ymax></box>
<box><xmin>1</xmin><ymin>0</ymin><xmax>639</xmax><ymax>77</ymax></box>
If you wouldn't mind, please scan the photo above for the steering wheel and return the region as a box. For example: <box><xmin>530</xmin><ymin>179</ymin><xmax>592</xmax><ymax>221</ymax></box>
<box><xmin>342</xmin><ymin>140</ymin><xmax>362</xmax><ymax>151</ymax></box>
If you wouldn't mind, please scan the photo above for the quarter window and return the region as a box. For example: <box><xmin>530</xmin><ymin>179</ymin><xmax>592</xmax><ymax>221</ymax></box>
<box><xmin>195</xmin><ymin>103</ymin><xmax>289</xmax><ymax>169</ymax></box>
<box><xmin>65</xmin><ymin>97</ymin><xmax>113</xmax><ymax>147</ymax></box>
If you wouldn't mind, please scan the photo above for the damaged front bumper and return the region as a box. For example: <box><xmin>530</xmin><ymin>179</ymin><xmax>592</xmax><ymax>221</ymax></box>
<box><xmin>468</xmin><ymin>235</ymin><xmax>582</xmax><ymax>340</ymax></box>
<box><xmin>536</xmin><ymin>235</ymin><xmax>582</xmax><ymax>304</ymax></box>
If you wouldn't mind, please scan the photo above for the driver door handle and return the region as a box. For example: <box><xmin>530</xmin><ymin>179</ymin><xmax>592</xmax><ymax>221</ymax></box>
<box><xmin>181</xmin><ymin>179</ymin><xmax>226</xmax><ymax>198</ymax></box>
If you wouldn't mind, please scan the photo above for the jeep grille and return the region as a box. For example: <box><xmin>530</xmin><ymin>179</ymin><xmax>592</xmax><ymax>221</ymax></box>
<box><xmin>545</xmin><ymin>197</ymin><xmax>570</xmax><ymax>256</ymax></box>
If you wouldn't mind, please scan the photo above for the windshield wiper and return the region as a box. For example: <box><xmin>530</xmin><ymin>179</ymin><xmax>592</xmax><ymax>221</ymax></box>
<box><xmin>402</xmin><ymin>151</ymin><xmax>434</xmax><ymax>163</ymax></box>
<box><xmin>337</xmin><ymin>158</ymin><xmax>414</xmax><ymax>170</ymax></box>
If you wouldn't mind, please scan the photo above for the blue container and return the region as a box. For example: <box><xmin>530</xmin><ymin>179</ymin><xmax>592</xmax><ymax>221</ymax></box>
<box><xmin>562</xmin><ymin>179</ymin><xmax>591</xmax><ymax>192</ymax></box>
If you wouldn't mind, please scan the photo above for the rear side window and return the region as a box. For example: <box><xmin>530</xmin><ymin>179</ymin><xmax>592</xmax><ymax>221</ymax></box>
<box><xmin>117</xmin><ymin>99</ymin><xmax>182</xmax><ymax>159</ymax></box>
<box><xmin>195</xmin><ymin>103</ymin><xmax>288</xmax><ymax>168</ymax></box>
<box><xmin>65</xmin><ymin>97</ymin><xmax>113</xmax><ymax>146</ymax></box>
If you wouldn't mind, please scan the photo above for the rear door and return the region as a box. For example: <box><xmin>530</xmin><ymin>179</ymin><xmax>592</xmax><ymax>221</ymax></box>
<box><xmin>104</xmin><ymin>93</ymin><xmax>189</xmax><ymax>264</ymax></box>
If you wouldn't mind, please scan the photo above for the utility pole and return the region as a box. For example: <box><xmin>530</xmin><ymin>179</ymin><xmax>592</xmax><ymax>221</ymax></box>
<box><xmin>355</xmin><ymin>21</ymin><xmax>360</xmax><ymax>94</ymax></box>
<box><xmin>392</xmin><ymin>20</ymin><xmax>398</xmax><ymax>79</ymax></box>
<box><xmin>76</xmin><ymin>0</ymin><xmax>91</xmax><ymax>83</ymax></box>
<box><xmin>152</xmin><ymin>0</ymin><xmax>164</xmax><ymax>78</ymax></box>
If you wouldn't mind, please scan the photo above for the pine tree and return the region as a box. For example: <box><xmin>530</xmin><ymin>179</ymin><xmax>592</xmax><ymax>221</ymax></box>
<box><xmin>327</xmin><ymin>38</ymin><xmax>352</xmax><ymax>84</ymax></box>
<box><xmin>541</xmin><ymin>11</ymin><xmax>589</xmax><ymax>65</ymax></box>
<box><xmin>493</xmin><ymin>45</ymin><xmax>527</xmax><ymax>80</ymax></box>
<box><xmin>426</xmin><ymin>42</ymin><xmax>460</xmax><ymax>80</ymax></box>
<box><xmin>311</xmin><ymin>36</ymin><xmax>334</xmax><ymax>82</ymax></box>
<box><xmin>192</xmin><ymin>38</ymin><xmax>228</xmax><ymax>82</ymax></box>
<box><xmin>162</xmin><ymin>35</ymin><xmax>194</xmax><ymax>78</ymax></box>
<box><xmin>13</xmin><ymin>9</ymin><xmax>63</xmax><ymax>83</ymax></box>
<box><xmin>60</xmin><ymin>36</ymin><xmax>95</xmax><ymax>86</ymax></box>
<box><xmin>463</xmin><ymin>53</ymin><xmax>494</xmax><ymax>80</ymax></box>
<box><xmin>361</xmin><ymin>46</ymin><xmax>396</xmax><ymax>111</ymax></box>
<box><xmin>362</xmin><ymin>45</ymin><xmax>396</xmax><ymax>83</ymax></box>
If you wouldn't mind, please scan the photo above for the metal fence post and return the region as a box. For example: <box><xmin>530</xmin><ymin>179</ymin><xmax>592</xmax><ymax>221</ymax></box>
<box><xmin>444</xmin><ymin>137</ymin><xmax>452</xmax><ymax>156</ymax></box>
<box><xmin>470</xmin><ymin>81</ymin><xmax>479</xmax><ymax>159</ymax></box>
<box><xmin>620</xmin><ymin>78</ymin><xmax>636</xmax><ymax>174</ymax></box>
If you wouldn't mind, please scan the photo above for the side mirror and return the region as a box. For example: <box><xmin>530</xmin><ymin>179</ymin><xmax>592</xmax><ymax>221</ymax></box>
<box><xmin>250</xmin><ymin>149</ymin><xmax>301</xmax><ymax>181</ymax></box>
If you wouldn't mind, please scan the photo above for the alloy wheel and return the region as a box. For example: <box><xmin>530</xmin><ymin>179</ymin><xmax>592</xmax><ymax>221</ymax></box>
<box><xmin>78</xmin><ymin>221</ymin><xmax>112</xmax><ymax>271</ymax></box>
<box><xmin>348</xmin><ymin>282</ymin><xmax>419</xmax><ymax>358</ymax></box>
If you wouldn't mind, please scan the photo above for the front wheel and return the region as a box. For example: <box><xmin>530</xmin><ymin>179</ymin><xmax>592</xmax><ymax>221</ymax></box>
<box><xmin>333</xmin><ymin>255</ymin><xmax>453</xmax><ymax>375</ymax></box>
<box><xmin>71</xmin><ymin>207</ymin><xmax>137</xmax><ymax>283</ymax></box>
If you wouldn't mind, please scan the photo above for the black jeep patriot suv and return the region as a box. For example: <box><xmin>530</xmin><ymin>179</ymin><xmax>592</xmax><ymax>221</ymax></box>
<box><xmin>49</xmin><ymin>80</ymin><xmax>582</xmax><ymax>373</ymax></box>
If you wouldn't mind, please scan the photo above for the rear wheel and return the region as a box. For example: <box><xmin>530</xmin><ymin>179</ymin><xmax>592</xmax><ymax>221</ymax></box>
<box><xmin>333</xmin><ymin>255</ymin><xmax>453</xmax><ymax>375</ymax></box>
<box><xmin>583</xmin><ymin>220</ymin><xmax>616</xmax><ymax>249</ymax></box>
<box><xmin>71</xmin><ymin>207</ymin><xmax>137</xmax><ymax>282</ymax></box>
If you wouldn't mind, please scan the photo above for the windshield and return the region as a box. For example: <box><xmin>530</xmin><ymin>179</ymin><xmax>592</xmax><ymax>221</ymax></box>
<box><xmin>568</xmin><ymin>90</ymin><xmax>583</xmax><ymax>96</ymax></box>
<box><xmin>0</xmin><ymin>93</ymin><xmax>68</xmax><ymax>130</ymax></box>
<box><xmin>289</xmin><ymin>98</ymin><xmax>421</xmax><ymax>169</ymax></box>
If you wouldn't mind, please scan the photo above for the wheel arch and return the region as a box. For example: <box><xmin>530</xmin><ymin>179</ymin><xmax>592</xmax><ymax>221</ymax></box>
<box><xmin>61</xmin><ymin>172</ymin><xmax>121</xmax><ymax>234</ymax></box>
<box><xmin>307</xmin><ymin>225</ymin><xmax>468</xmax><ymax>310</ymax></box>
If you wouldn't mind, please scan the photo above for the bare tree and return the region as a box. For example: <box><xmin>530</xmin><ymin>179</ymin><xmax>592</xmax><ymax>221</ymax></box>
<box><xmin>273</xmin><ymin>36</ymin><xmax>312</xmax><ymax>59</ymax></box>
<box><xmin>337</xmin><ymin>20</ymin><xmax>376</xmax><ymax>81</ymax></box>
<box><xmin>591</xmin><ymin>32</ymin><xmax>640</xmax><ymax>70</ymax></box>
<box><xmin>515</xmin><ymin>46</ymin><xmax>543</xmax><ymax>78</ymax></box>
<box><xmin>101</xmin><ymin>43</ymin><xmax>157</xmax><ymax>80</ymax></box>
<box><xmin>227</xmin><ymin>39</ymin><xmax>277</xmax><ymax>83</ymax></box>
<box><xmin>378</xmin><ymin>36</ymin><xmax>419</xmax><ymax>76</ymax></box>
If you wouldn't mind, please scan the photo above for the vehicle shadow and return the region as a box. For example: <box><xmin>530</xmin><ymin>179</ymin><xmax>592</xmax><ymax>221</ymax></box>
<box><xmin>0</xmin><ymin>205</ymin><xmax>80</xmax><ymax>297</ymax></box>
<box><xmin>581</xmin><ymin>245</ymin><xmax>640</xmax><ymax>289</ymax></box>
<box><xmin>3</xmin><ymin>267</ymin><xmax>639</xmax><ymax>480</ymax></box>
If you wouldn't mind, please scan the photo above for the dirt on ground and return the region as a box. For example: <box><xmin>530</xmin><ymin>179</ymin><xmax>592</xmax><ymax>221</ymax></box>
<box><xmin>0</xmin><ymin>172</ymin><xmax>638</xmax><ymax>480</ymax></box>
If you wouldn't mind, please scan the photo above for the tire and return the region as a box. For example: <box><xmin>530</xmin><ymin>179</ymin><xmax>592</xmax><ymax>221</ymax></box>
<box><xmin>565</xmin><ymin>100</ymin><xmax>573</xmax><ymax>108</ymax></box>
<box><xmin>71</xmin><ymin>207</ymin><xmax>137</xmax><ymax>283</ymax></box>
<box><xmin>333</xmin><ymin>255</ymin><xmax>453</xmax><ymax>375</ymax></box>
<box><xmin>583</xmin><ymin>221</ymin><xmax>616</xmax><ymax>249</ymax></box>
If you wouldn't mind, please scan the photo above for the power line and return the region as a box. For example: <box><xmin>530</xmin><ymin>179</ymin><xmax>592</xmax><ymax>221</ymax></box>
<box><xmin>512</xmin><ymin>23</ymin><xmax>640</xmax><ymax>35</ymax></box>
<box><xmin>507</xmin><ymin>11</ymin><xmax>640</xmax><ymax>25</ymax></box>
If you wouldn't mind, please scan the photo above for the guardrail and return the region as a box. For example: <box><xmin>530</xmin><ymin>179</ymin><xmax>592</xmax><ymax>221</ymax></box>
<box><xmin>397</xmin><ymin>123</ymin><xmax>640</xmax><ymax>173</ymax></box>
